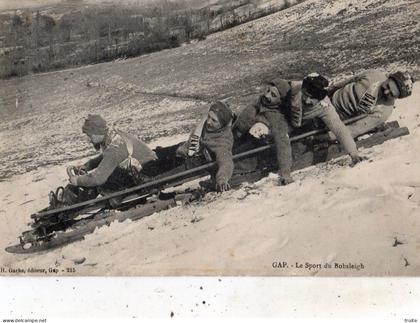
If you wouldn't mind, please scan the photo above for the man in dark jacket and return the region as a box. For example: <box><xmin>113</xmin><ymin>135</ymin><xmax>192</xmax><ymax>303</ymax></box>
<box><xmin>234</xmin><ymin>79</ymin><xmax>296</xmax><ymax>185</ymax></box>
<box><xmin>177</xmin><ymin>101</ymin><xmax>234</xmax><ymax>192</ymax></box>
<box><xmin>297</xmin><ymin>73</ymin><xmax>362</xmax><ymax>166</ymax></box>
<box><xmin>233</xmin><ymin>74</ymin><xmax>365</xmax><ymax>185</ymax></box>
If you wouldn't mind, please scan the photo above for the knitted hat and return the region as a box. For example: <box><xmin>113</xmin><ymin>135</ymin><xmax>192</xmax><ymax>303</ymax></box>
<box><xmin>267</xmin><ymin>78</ymin><xmax>291</xmax><ymax>98</ymax></box>
<box><xmin>389</xmin><ymin>71</ymin><xmax>414</xmax><ymax>99</ymax></box>
<box><xmin>302</xmin><ymin>73</ymin><xmax>329</xmax><ymax>100</ymax></box>
<box><xmin>209</xmin><ymin>101</ymin><xmax>233</xmax><ymax>128</ymax></box>
<box><xmin>82</xmin><ymin>114</ymin><xmax>108</xmax><ymax>136</ymax></box>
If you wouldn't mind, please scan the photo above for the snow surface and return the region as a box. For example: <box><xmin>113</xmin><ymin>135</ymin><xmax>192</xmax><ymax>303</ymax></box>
<box><xmin>0</xmin><ymin>0</ymin><xmax>419</xmax><ymax>276</ymax></box>
<box><xmin>1</xmin><ymin>83</ymin><xmax>419</xmax><ymax>276</ymax></box>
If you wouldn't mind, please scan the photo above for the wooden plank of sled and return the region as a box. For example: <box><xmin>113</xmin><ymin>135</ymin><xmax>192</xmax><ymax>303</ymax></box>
<box><xmin>292</xmin><ymin>126</ymin><xmax>409</xmax><ymax>171</ymax></box>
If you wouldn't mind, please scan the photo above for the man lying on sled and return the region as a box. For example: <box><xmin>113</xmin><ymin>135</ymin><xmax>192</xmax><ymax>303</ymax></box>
<box><xmin>233</xmin><ymin>73</ymin><xmax>364</xmax><ymax>186</ymax></box>
<box><xmin>50</xmin><ymin>114</ymin><xmax>159</xmax><ymax>207</ymax></box>
<box><xmin>50</xmin><ymin>101</ymin><xmax>235</xmax><ymax>208</ymax></box>
<box><xmin>176</xmin><ymin>101</ymin><xmax>235</xmax><ymax>192</ymax></box>
<box><xmin>325</xmin><ymin>69</ymin><xmax>414</xmax><ymax>140</ymax></box>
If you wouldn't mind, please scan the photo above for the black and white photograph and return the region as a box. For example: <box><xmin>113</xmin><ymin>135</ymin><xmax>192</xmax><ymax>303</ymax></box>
<box><xmin>0</xmin><ymin>0</ymin><xmax>419</xmax><ymax>278</ymax></box>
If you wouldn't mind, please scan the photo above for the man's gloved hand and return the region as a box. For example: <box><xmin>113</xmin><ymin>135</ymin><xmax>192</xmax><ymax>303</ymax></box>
<box><xmin>249</xmin><ymin>122</ymin><xmax>270</xmax><ymax>139</ymax></box>
<box><xmin>67</xmin><ymin>165</ymin><xmax>87</xmax><ymax>177</ymax></box>
<box><xmin>75</xmin><ymin>165</ymin><xmax>88</xmax><ymax>175</ymax></box>
<box><xmin>278</xmin><ymin>172</ymin><xmax>294</xmax><ymax>186</ymax></box>
<box><xmin>216</xmin><ymin>179</ymin><xmax>231</xmax><ymax>192</ymax></box>
<box><xmin>350</xmin><ymin>153</ymin><xmax>368</xmax><ymax>167</ymax></box>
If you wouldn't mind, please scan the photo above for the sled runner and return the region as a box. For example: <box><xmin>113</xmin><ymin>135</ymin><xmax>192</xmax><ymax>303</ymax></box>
<box><xmin>5</xmin><ymin>118</ymin><xmax>409</xmax><ymax>254</ymax></box>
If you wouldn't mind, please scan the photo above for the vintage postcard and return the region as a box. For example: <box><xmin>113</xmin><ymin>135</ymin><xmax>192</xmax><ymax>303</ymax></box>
<box><xmin>0</xmin><ymin>0</ymin><xmax>419</xmax><ymax>277</ymax></box>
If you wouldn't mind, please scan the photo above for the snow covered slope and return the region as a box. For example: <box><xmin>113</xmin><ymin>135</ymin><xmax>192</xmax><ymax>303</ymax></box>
<box><xmin>0</xmin><ymin>0</ymin><xmax>418</xmax><ymax>180</ymax></box>
<box><xmin>0</xmin><ymin>0</ymin><xmax>419</xmax><ymax>276</ymax></box>
<box><xmin>1</xmin><ymin>83</ymin><xmax>419</xmax><ymax>276</ymax></box>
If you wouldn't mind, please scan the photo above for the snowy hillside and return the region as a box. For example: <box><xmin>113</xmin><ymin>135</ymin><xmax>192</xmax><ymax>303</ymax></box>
<box><xmin>1</xmin><ymin>83</ymin><xmax>419</xmax><ymax>276</ymax></box>
<box><xmin>0</xmin><ymin>0</ymin><xmax>418</xmax><ymax>180</ymax></box>
<box><xmin>0</xmin><ymin>0</ymin><xmax>419</xmax><ymax>276</ymax></box>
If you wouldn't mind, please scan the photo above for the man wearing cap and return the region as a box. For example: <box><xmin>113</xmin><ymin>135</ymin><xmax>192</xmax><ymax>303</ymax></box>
<box><xmin>290</xmin><ymin>73</ymin><xmax>364</xmax><ymax>164</ymax></box>
<box><xmin>328</xmin><ymin>69</ymin><xmax>414</xmax><ymax>138</ymax></box>
<box><xmin>176</xmin><ymin>101</ymin><xmax>234</xmax><ymax>192</ymax></box>
<box><xmin>68</xmin><ymin>114</ymin><xmax>157</xmax><ymax>191</ymax></box>
<box><xmin>233</xmin><ymin>74</ymin><xmax>363</xmax><ymax>185</ymax></box>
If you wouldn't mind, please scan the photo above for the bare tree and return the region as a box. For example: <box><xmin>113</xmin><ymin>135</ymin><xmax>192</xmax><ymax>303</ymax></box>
<box><xmin>43</xmin><ymin>15</ymin><xmax>56</xmax><ymax>59</ymax></box>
